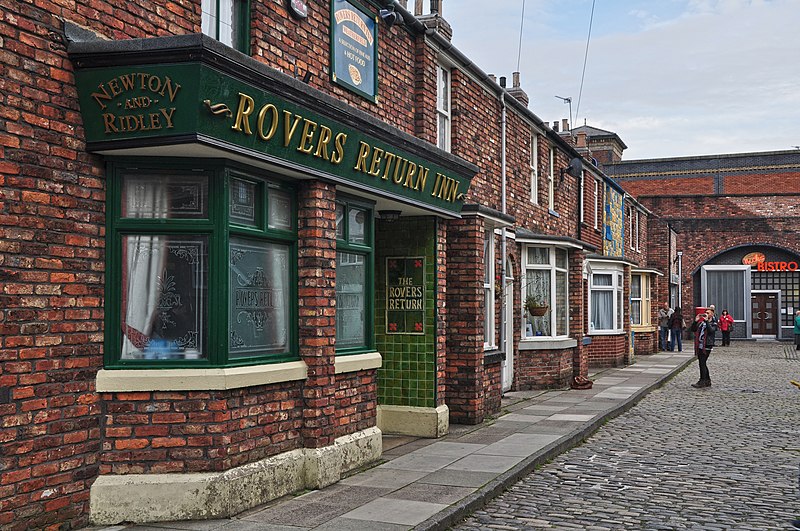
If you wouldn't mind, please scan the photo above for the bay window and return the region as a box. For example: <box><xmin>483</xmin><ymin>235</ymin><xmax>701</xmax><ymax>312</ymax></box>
<box><xmin>335</xmin><ymin>198</ymin><xmax>374</xmax><ymax>352</ymax></box>
<box><xmin>523</xmin><ymin>246</ymin><xmax>569</xmax><ymax>338</ymax></box>
<box><xmin>107</xmin><ymin>161</ymin><xmax>297</xmax><ymax>368</ymax></box>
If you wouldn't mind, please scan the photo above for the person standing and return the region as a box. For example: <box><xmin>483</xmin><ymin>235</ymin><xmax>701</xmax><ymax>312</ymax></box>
<box><xmin>658</xmin><ymin>302</ymin><xmax>673</xmax><ymax>351</ymax></box>
<box><xmin>794</xmin><ymin>310</ymin><xmax>800</xmax><ymax>350</ymax></box>
<box><xmin>719</xmin><ymin>309</ymin><xmax>734</xmax><ymax>346</ymax></box>
<box><xmin>668</xmin><ymin>307</ymin><xmax>685</xmax><ymax>351</ymax></box>
<box><xmin>691</xmin><ymin>310</ymin><xmax>713</xmax><ymax>388</ymax></box>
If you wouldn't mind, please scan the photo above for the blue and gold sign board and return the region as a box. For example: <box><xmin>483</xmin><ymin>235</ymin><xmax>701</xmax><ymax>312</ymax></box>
<box><xmin>331</xmin><ymin>0</ymin><xmax>378</xmax><ymax>101</ymax></box>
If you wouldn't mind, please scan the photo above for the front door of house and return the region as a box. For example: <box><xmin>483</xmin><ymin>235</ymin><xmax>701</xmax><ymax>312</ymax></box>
<box><xmin>502</xmin><ymin>259</ymin><xmax>514</xmax><ymax>392</ymax></box>
<box><xmin>751</xmin><ymin>293</ymin><xmax>778</xmax><ymax>336</ymax></box>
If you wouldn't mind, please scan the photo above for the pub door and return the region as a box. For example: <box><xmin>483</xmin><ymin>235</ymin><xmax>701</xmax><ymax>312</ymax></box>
<box><xmin>751</xmin><ymin>292</ymin><xmax>778</xmax><ymax>337</ymax></box>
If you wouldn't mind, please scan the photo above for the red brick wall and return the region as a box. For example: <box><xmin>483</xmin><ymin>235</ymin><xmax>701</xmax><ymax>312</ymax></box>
<box><xmin>587</xmin><ymin>335</ymin><xmax>627</xmax><ymax>368</ymax></box>
<box><xmin>723</xmin><ymin>172</ymin><xmax>800</xmax><ymax>194</ymax></box>
<box><xmin>633</xmin><ymin>330</ymin><xmax>658</xmax><ymax>356</ymax></box>
<box><xmin>99</xmin><ymin>385</ymin><xmax>303</xmax><ymax>474</ymax></box>
<box><xmin>297</xmin><ymin>181</ymin><xmax>337</xmax><ymax>448</ymax></box>
<box><xmin>333</xmin><ymin>370</ymin><xmax>377</xmax><ymax>439</ymax></box>
<box><xmin>617</xmin><ymin>177</ymin><xmax>714</xmax><ymax>197</ymax></box>
<box><xmin>482</xmin><ymin>360</ymin><xmax>502</xmax><ymax>416</ymax></box>
<box><xmin>515</xmin><ymin>348</ymin><xmax>572</xmax><ymax>390</ymax></box>
<box><xmin>1</xmin><ymin>3</ymin><xmax>108</xmax><ymax>529</ymax></box>
<box><xmin>444</xmin><ymin>216</ymin><xmax>485</xmax><ymax>424</ymax></box>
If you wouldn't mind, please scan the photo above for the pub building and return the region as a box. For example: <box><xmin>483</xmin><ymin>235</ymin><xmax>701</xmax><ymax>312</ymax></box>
<box><xmin>2</xmin><ymin>1</ymin><xmax>665</xmax><ymax>528</ymax></box>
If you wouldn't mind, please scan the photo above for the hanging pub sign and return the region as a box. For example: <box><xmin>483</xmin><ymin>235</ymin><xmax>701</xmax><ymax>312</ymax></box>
<box><xmin>331</xmin><ymin>0</ymin><xmax>378</xmax><ymax>101</ymax></box>
<box><xmin>386</xmin><ymin>257</ymin><xmax>425</xmax><ymax>335</ymax></box>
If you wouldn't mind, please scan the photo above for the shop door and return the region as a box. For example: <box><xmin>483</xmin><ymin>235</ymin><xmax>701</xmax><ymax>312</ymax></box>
<box><xmin>751</xmin><ymin>293</ymin><xmax>778</xmax><ymax>336</ymax></box>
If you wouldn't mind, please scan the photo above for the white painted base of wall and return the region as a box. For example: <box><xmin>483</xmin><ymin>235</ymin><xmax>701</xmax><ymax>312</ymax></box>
<box><xmin>89</xmin><ymin>426</ymin><xmax>382</xmax><ymax>525</ymax></box>
<box><xmin>377</xmin><ymin>404</ymin><xmax>449</xmax><ymax>438</ymax></box>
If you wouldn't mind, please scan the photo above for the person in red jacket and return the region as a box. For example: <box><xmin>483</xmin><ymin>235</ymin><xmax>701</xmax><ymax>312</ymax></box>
<box><xmin>719</xmin><ymin>309</ymin><xmax>734</xmax><ymax>346</ymax></box>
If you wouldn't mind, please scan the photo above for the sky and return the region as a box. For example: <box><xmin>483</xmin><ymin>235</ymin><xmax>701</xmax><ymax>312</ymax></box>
<box><xmin>442</xmin><ymin>0</ymin><xmax>800</xmax><ymax>160</ymax></box>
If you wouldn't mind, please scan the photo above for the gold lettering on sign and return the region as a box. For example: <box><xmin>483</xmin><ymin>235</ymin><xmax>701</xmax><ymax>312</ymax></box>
<box><xmin>218</xmin><ymin>91</ymin><xmax>463</xmax><ymax>203</ymax></box>
<box><xmin>92</xmin><ymin>73</ymin><xmax>181</xmax><ymax>135</ymax></box>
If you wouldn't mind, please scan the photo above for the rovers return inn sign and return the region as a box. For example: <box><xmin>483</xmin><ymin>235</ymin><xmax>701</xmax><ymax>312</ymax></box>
<box><xmin>73</xmin><ymin>63</ymin><xmax>471</xmax><ymax>216</ymax></box>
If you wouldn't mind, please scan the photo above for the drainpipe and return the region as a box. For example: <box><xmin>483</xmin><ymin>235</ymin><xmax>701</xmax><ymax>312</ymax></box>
<box><xmin>499</xmin><ymin>91</ymin><xmax>507</xmax><ymax>357</ymax></box>
<box><xmin>677</xmin><ymin>251</ymin><xmax>683</xmax><ymax>309</ymax></box>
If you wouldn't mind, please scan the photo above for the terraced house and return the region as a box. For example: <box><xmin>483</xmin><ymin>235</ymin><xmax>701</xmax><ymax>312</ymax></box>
<box><xmin>0</xmin><ymin>0</ymin><xmax>662</xmax><ymax>528</ymax></box>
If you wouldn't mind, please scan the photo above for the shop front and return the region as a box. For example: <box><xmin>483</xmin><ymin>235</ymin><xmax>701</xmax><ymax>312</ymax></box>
<box><xmin>696</xmin><ymin>245</ymin><xmax>800</xmax><ymax>340</ymax></box>
<box><xmin>71</xmin><ymin>33</ymin><xmax>475</xmax><ymax>524</ymax></box>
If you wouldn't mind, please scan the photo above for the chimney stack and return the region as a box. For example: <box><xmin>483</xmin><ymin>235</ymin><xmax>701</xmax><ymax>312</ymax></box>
<box><xmin>577</xmin><ymin>131</ymin><xmax>587</xmax><ymax>148</ymax></box>
<box><xmin>507</xmin><ymin>71</ymin><xmax>529</xmax><ymax>107</ymax></box>
<box><xmin>552</xmin><ymin>121</ymin><xmax>559</xmax><ymax>132</ymax></box>
<box><xmin>418</xmin><ymin>0</ymin><xmax>452</xmax><ymax>40</ymax></box>
<box><xmin>414</xmin><ymin>0</ymin><xmax>422</xmax><ymax>16</ymax></box>
<box><xmin>562</xmin><ymin>118</ymin><xmax>569</xmax><ymax>132</ymax></box>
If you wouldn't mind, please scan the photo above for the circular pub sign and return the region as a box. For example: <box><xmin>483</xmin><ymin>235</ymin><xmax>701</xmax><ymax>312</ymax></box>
<box><xmin>287</xmin><ymin>0</ymin><xmax>308</xmax><ymax>19</ymax></box>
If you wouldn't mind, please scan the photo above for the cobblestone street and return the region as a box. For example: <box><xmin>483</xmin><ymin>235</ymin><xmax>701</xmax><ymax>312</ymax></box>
<box><xmin>455</xmin><ymin>341</ymin><xmax>800</xmax><ymax>530</ymax></box>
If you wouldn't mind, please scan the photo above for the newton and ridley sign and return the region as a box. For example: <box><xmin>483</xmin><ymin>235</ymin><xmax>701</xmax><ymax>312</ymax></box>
<box><xmin>74</xmin><ymin>64</ymin><xmax>470</xmax><ymax>215</ymax></box>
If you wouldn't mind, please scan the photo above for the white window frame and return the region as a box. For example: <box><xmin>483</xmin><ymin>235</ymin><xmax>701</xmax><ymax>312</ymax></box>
<box><xmin>635</xmin><ymin>210</ymin><xmax>641</xmax><ymax>252</ymax></box>
<box><xmin>548</xmin><ymin>148</ymin><xmax>555</xmax><ymax>211</ymax></box>
<box><xmin>630</xmin><ymin>273</ymin><xmax>651</xmax><ymax>327</ymax></box>
<box><xmin>594</xmin><ymin>179</ymin><xmax>600</xmax><ymax>229</ymax></box>
<box><xmin>483</xmin><ymin>229</ymin><xmax>495</xmax><ymax>349</ymax></box>
<box><xmin>201</xmin><ymin>0</ymin><xmax>246</xmax><ymax>51</ymax></box>
<box><xmin>436</xmin><ymin>64</ymin><xmax>451</xmax><ymax>152</ymax></box>
<box><xmin>522</xmin><ymin>245</ymin><xmax>569</xmax><ymax>340</ymax></box>
<box><xmin>589</xmin><ymin>265</ymin><xmax>625</xmax><ymax>334</ymax></box>
<box><xmin>530</xmin><ymin>132</ymin><xmax>539</xmax><ymax>205</ymax></box>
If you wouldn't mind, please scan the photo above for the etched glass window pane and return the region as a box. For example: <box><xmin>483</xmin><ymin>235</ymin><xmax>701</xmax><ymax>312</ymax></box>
<box><xmin>229</xmin><ymin>237</ymin><xmax>290</xmax><ymax>358</ymax></box>
<box><xmin>348</xmin><ymin>208</ymin><xmax>366</xmax><ymax>244</ymax></box>
<box><xmin>120</xmin><ymin>235</ymin><xmax>208</xmax><ymax>360</ymax></box>
<box><xmin>268</xmin><ymin>188</ymin><xmax>293</xmax><ymax>231</ymax></box>
<box><xmin>527</xmin><ymin>247</ymin><xmax>549</xmax><ymax>265</ymax></box>
<box><xmin>336</xmin><ymin>252</ymin><xmax>366</xmax><ymax>348</ymax></box>
<box><xmin>335</xmin><ymin>203</ymin><xmax>346</xmax><ymax>240</ymax></box>
<box><xmin>229</xmin><ymin>177</ymin><xmax>257</xmax><ymax>226</ymax></box>
<box><xmin>122</xmin><ymin>175</ymin><xmax>208</xmax><ymax>219</ymax></box>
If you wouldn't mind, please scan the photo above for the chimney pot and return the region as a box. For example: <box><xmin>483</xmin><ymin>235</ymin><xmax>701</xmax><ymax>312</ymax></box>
<box><xmin>488</xmin><ymin>74</ymin><xmax>496</xmax><ymax>83</ymax></box>
<box><xmin>430</xmin><ymin>0</ymin><xmax>440</xmax><ymax>15</ymax></box>
<box><xmin>562</xmin><ymin>118</ymin><xmax>569</xmax><ymax>131</ymax></box>
<box><xmin>499</xmin><ymin>76</ymin><xmax>506</xmax><ymax>88</ymax></box>
<box><xmin>398</xmin><ymin>0</ymin><xmax>407</xmax><ymax>7</ymax></box>
<box><xmin>512</xmin><ymin>71</ymin><xmax>520</xmax><ymax>88</ymax></box>
<box><xmin>577</xmin><ymin>132</ymin><xmax>587</xmax><ymax>148</ymax></box>
<box><xmin>414</xmin><ymin>0</ymin><xmax>422</xmax><ymax>15</ymax></box>
<box><xmin>553</xmin><ymin>121</ymin><xmax>559</xmax><ymax>132</ymax></box>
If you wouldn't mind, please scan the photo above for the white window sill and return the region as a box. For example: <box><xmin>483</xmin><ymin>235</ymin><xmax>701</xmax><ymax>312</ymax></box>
<box><xmin>519</xmin><ymin>337</ymin><xmax>577</xmax><ymax>350</ymax></box>
<box><xmin>96</xmin><ymin>352</ymin><xmax>383</xmax><ymax>392</ymax></box>
<box><xmin>588</xmin><ymin>330</ymin><xmax>625</xmax><ymax>336</ymax></box>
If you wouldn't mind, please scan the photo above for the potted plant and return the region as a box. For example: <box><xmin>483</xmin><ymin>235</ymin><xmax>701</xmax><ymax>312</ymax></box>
<box><xmin>525</xmin><ymin>295</ymin><xmax>549</xmax><ymax>317</ymax></box>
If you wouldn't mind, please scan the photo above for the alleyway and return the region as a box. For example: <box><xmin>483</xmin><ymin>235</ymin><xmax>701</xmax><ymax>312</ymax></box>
<box><xmin>455</xmin><ymin>341</ymin><xmax>800</xmax><ymax>530</ymax></box>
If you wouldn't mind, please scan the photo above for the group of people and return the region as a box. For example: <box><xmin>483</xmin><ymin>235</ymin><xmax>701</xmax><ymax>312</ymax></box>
<box><xmin>658</xmin><ymin>302</ymin><xmax>735</xmax><ymax>389</ymax></box>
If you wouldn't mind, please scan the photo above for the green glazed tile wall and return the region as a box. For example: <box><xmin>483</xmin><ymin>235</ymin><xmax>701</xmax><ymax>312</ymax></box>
<box><xmin>375</xmin><ymin>217</ymin><xmax>436</xmax><ymax>408</ymax></box>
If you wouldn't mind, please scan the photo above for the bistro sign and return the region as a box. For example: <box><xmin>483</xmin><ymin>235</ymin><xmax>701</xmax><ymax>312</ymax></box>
<box><xmin>742</xmin><ymin>252</ymin><xmax>798</xmax><ymax>271</ymax></box>
<box><xmin>74</xmin><ymin>63</ymin><xmax>470</xmax><ymax>216</ymax></box>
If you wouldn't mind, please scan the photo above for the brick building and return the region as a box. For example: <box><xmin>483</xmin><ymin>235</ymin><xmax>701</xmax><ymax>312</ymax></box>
<box><xmin>583</xmin><ymin>124</ymin><xmax>800</xmax><ymax>340</ymax></box>
<box><xmin>1</xmin><ymin>1</ymin><xmax>660</xmax><ymax>528</ymax></box>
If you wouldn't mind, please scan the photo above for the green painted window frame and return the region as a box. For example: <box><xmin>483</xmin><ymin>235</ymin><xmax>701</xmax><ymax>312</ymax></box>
<box><xmin>202</xmin><ymin>0</ymin><xmax>251</xmax><ymax>54</ymax></box>
<box><xmin>335</xmin><ymin>195</ymin><xmax>375</xmax><ymax>354</ymax></box>
<box><xmin>104</xmin><ymin>158</ymin><xmax>298</xmax><ymax>369</ymax></box>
